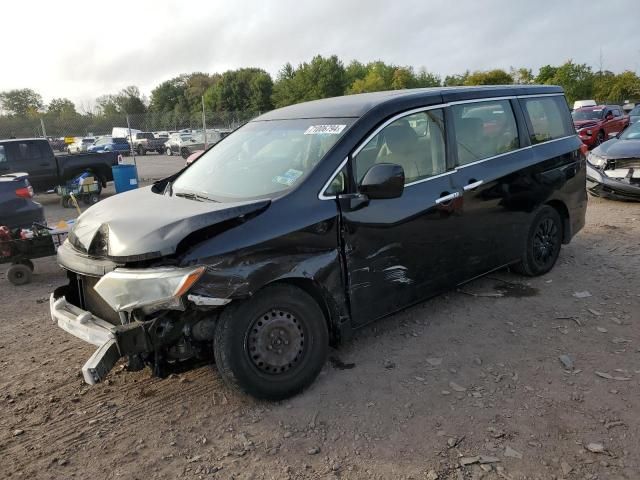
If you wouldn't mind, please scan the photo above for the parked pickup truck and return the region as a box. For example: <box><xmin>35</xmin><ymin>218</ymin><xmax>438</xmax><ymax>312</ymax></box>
<box><xmin>131</xmin><ymin>132</ymin><xmax>165</xmax><ymax>155</ymax></box>
<box><xmin>0</xmin><ymin>138</ymin><xmax>117</xmax><ymax>192</ymax></box>
<box><xmin>572</xmin><ymin>105</ymin><xmax>629</xmax><ymax>148</ymax></box>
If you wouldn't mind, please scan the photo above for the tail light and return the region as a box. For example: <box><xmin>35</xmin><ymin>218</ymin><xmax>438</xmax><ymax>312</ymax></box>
<box><xmin>579</xmin><ymin>144</ymin><xmax>589</xmax><ymax>158</ymax></box>
<box><xmin>15</xmin><ymin>184</ymin><xmax>34</xmax><ymax>199</ymax></box>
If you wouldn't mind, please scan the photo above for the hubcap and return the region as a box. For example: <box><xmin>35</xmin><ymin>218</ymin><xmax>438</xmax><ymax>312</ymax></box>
<box><xmin>247</xmin><ymin>309</ymin><xmax>304</xmax><ymax>374</ymax></box>
<box><xmin>532</xmin><ymin>218</ymin><xmax>558</xmax><ymax>265</ymax></box>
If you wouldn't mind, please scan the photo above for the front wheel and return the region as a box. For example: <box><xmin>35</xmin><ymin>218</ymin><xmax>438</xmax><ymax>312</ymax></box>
<box><xmin>513</xmin><ymin>206</ymin><xmax>562</xmax><ymax>276</ymax></box>
<box><xmin>213</xmin><ymin>284</ymin><xmax>329</xmax><ymax>400</ymax></box>
<box><xmin>166</xmin><ymin>147</ymin><xmax>173</xmax><ymax>156</ymax></box>
<box><xmin>596</xmin><ymin>130</ymin><xmax>605</xmax><ymax>146</ymax></box>
<box><xmin>180</xmin><ymin>148</ymin><xmax>190</xmax><ymax>159</ymax></box>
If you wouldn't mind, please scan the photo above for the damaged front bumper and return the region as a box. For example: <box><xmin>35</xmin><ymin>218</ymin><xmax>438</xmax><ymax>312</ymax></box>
<box><xmin>586</xmin><ymin>164</ymin><xmax>640</xmax><ymax>201</ymax></box>
<box><xmin>50</xmin><ymin>294</ymin><xmax>122</xmax><ymax>384</ymax></box>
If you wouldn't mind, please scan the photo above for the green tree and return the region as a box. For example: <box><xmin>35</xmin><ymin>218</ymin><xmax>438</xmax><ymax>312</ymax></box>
<box><xmin>272</xmin><ymin>55</ymin><xmax>346</xmax><ymax>107</ymax></box>
<box><xmin>510</xmin><ymin>67</ymin><xmax>534</xmax><ymax>84</ymax></box>
<box><xmin>205</xmin><ymin>68</ymin><xmax>273</xmax><ymax>112</ymax></box>
<box><xmin>604</xmin><ymin>71</ymin><xmax>640</xmax><ymax>103</ymax></box>
<box><xmin>443</xmin><ymin>71</ymin><xmax>469</xmax><ymax>86</ymax></box>
<box><xmin>0</xmin><ymin>88</ymin><xmax>43</xmax><ymax>116</ymax></box>
<box><xmin>95</xmin><ymin>94</ymin><xmax>120</xmax><ymax>116</ymax></box>
<box><xmin>345</xmin><ymin>60</ymin><xmax>368</xmax><ymax>86</ymax></box>
<box><xmin>464</xmin><ymin>69</ymin><xmax>513</xmax><ymax>86</ymax></box>
<box><xmin>47</xmin><ymin>98</ymin><xmax>77</xmax><ymax>116</ymax></box>
<box><xmin>535</xmin><ymin>65</ymin><xmax>558</xmax><ymax>84</ymax></box>
<box><xmin>537</xmin><ymin>61</ymin><xmax>594</xmax><ymax>105</ymax></box>
<box><xmin>115</xmin><ymin>86</ymin><xmax>147</xmax><ymax>114</ymax></box>
<box><xmin>150</xmin><ymin>76</ymin><xmax>187</xmax><ymax>112</ymax></box>
<box><xmin>415</xmin><ymin>68</ymin><xmax>441</xmax><ymax>88</ymax></box>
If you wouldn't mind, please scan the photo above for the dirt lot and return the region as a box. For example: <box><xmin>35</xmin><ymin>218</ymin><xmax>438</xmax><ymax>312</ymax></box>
<box><xmin>1</xmin><ymin>167</ymin><xmax>639</xmax><ymax>479</ymax></box>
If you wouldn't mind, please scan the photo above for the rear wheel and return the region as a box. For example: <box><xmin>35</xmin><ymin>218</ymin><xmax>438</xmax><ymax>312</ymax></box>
<box><xmin>213</xmin><ymin>284</ymin><xmax>329</xmax><ymax>400</ymax></box>
<box><xmin>180</xmin><ymin>147</ymin><xmax>190</xmax><ymax>159</ymax></box>
<box><xmin>137</xmin><ymin>146</ymin><xmax>146</xmax><ymax>155</ymax></box>
<box><xmin>166</xmin><ymin>147</ymin><xmax>173</xmax><ymax>156</ymax></box>
<box><xmin>7</xmin><ymin>263</ymin><xmax>32</xmax><ymax>285</ymax></box>
<box><xmin>513</xmin><ymin>206</ymin><xmax>562</xmax><ymax>276</ymax></box>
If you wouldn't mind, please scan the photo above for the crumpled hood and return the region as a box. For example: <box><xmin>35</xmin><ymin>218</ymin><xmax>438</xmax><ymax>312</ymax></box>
<box><xmin>69</xmin><ymin>186</ymin><xmax>270</xmax><ymax>260</ymax></box>
<box><xmin>594</xmin><ymin>138</ymin><xmax>640</xmax><ymax>158</ymax></box>
<box><xmin>574</xmin><ymin>120</ymin><xmax>598</xmax><ymax>129</ymax></box>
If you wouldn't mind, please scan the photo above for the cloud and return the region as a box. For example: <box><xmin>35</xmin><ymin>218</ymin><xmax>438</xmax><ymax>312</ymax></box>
<box><xmin>0</xmin><ymin>0</ymin><xmax>638</xmax><ymax>106</ymax></box>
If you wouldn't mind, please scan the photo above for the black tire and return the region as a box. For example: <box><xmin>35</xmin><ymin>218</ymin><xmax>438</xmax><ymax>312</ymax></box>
<box><xmin>137</xmin><ymin>146</ymin><xmax>146</xmax><ymax>156</ymax></box>
<box><xmin>83</xmin><ymin>194</ymin><xmax>99</xmax><ymax>205</ymax></box>
<box><xmin>596</xmin><ymin>130</ymin><xmax>605</xmax><ymax>146</ymax></box>
<box><xmin>7</xmin><ymin>263</ymin><xmax>32</xmax><ymax>285</ymax></box>
<box><xmin>166</xmin><ymin>147</ymin><xmax>173</xmax><ymax>156</ymax></box>
<box><xmin>213</xmin><ymin>284</ymin><xmax>329</xmax><ymax>400</ymax></box>
<box><xmin>61</xmin><ymin>197</ymin><xmax>70</xmax><ymax>208</ymax></box>
<box><xmin>513</xmin><ymin>205</ymin><xmax>562</xmax><ymax>277</ymax></box>
<box><xmin>180</xmin><ymin>148</ymin><xmax>190</xmax><ymax>159</ymax></box>
<box><xmin>19</xmin><ymin>259</ymin><xmax>34</xmax><ymax>272</ymax></box>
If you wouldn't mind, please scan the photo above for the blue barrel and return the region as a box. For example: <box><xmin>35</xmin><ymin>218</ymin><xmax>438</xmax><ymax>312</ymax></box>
<box><xmin>112</xmin><ymin>165</ymin><xmax>139</xmax><ymax>193</ymax></box>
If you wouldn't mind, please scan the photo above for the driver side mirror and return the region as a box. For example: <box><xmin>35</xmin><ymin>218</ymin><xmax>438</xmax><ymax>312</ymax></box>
<box><xmin>359</xmin><ymin>163</ymin><xmax>405</xmax><ymax>199</ymax></box>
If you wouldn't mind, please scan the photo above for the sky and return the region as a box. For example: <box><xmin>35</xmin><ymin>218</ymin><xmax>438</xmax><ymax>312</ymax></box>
<box><xmin>1</xmin><ymin>0</ymin><xmax>639</xmax><ymax>109</ymax></box>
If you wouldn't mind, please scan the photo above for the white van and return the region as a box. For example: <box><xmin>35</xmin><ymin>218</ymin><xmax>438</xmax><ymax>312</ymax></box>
<box><xmin>111</xmin><ymin>127</ymin><xmax>141</xmax><ymax>140</ymax></box>
<box><xmin>573</xmin><ymin>100</ymin><xmax>596</xmax><ymax>110</ymax></box>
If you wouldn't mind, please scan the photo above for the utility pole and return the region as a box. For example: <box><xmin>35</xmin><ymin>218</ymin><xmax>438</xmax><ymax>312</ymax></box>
<box><xmin>202</xmin><ymin>96</ymin><xmax>208</xmax><ymax>149</ymax></box>
<box><xmin>40</xmin><ymin>118</ymin><xmax>47</xmax><ymax>138</ymax></box>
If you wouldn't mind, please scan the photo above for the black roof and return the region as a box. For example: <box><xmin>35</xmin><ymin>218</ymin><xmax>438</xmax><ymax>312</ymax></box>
<box><xmin>256</xmin><ymin>85</ymin><xmax>564</xmax><ymax>121</ymax></box>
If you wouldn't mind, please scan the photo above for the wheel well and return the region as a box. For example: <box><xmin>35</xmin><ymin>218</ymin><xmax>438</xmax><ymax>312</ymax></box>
<box><xmin>268</xmin><ymin>278</ymin><xmax>339</xmax><ymax>345</ymax></box>
<box><xmin>545</xmin><ymin>200</ymin><xmax>570</xmax><ymax>244</ymax></box>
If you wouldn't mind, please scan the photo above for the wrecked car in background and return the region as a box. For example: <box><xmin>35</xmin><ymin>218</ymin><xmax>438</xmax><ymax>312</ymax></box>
<box><xmin>51</xmin><ymin>85</ymin><xmax>586</xmax><ymax>400</ymax></box>
<box><xmin>586</xmin><ymin>120</ymin><xmax>640</xmax><ymax>201</ymax></box>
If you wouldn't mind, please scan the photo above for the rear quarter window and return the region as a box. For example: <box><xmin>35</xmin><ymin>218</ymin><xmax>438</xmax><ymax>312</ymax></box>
<box><xmin>520</xmin><ymin>96</ymin><xmax>575</xmax><ymax>144</ymax></box>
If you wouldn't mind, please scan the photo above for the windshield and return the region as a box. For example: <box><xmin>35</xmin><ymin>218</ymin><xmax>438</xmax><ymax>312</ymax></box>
<box><xmin>172</xmin><ymin>118</ymin><xmax>353</xmax><ymax>201</ymax></box>
<box><xmin>619</xmin><ymin>122</ymin><xmax>640</xmax><ymax>140</ymax></box>
<box><xmin>630</xmin><ymin>107</ymin><xmax>640</xmax><ymax>116</ymax></box>
<box><xmin>572</xmin><ymin>109</ymin><xmax>603</xmax><ymax>121</ymax></box>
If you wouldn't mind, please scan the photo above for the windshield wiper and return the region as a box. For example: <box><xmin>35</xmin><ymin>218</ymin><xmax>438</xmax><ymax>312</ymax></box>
<box><xmin>175</xmin><ymin>191</ymin><xmax>218</xmax><ymax>202</ymax></box>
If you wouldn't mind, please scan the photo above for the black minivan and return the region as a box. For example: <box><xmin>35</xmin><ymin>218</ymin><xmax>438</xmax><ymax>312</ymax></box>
<box><xmin>51</xmin><ymin>85</ymin><xmax>586</xmax><ymax>399</ymax></box>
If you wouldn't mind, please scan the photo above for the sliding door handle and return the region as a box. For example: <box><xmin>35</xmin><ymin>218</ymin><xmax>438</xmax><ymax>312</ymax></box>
<box><xmin>463</xmin><ymin>180</ymin><xmax>484</xmax><ymax>191</ymax></box>
<box><xmin>435</xmin><ymin>191</ymin><xmax>461</xmax><ymax>205</ymax></box>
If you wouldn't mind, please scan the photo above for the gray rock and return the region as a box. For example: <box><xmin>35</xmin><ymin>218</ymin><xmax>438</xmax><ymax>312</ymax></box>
<box><xmin>586</xmin><ymin>443</ymin><xmax>605</xmax><ymax>453</ymax></box>
<box><xmin>558</xmin><ymin>354</ymin><xmax>574</xmax><ymax>370</ymax></box>
<box><xmin>12</xmin><ymin>429</ymin><xmax>24</xmax><ymax>437</ymax></box>
<box><xmin>426</xmin><ymin>357</ymin><xmax>442</xmax><ymax>366</ymax></box>
<box><xmin>307</xmin><ymin>446</ymin><xmax>320</xmax><ymax>455</ymax></box>
<box><xmin>504</xmin><ymin>446</ymin><xmax>523</xmax><ymax>459</ymax></box>
<box><xmin>449</xmin><ymin>381</ymin><xmax>466</xmax><ymax>392</ymax></box>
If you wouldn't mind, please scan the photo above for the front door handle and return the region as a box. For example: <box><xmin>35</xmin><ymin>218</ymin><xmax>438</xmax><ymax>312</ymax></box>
<box><xmin>435</xmin><ymin>191</ymin><xmax>461</xmax><ymax>205</ymax></box>
<box><xmin>463</xmin><ymin>180</ymin><xmax>484</xmax><ymax>191</ymax></box>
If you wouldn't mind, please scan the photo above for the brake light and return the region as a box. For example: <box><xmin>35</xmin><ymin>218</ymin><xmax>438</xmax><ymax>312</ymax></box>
<box><xmin>15</xmin><ymin>185</ymin><xmax>34</xmax><ymax>198</ymax></box>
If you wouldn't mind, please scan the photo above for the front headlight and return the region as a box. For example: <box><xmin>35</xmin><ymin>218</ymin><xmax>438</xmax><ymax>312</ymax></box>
<box><xmin>587</xmin><ymin>152</ymin><xmax>607</xmax><ymax>167</ymax></box>
<box><xmin>94</xmin><ymin>266</ymin><xmax>205</xmax><ymax>314</ymax></box>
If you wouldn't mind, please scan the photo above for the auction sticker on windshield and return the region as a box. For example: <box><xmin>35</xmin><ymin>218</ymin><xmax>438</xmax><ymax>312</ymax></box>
<box><xmin>274</xmin><ymin>169</ymin><xmax>304</xmax><ymax>186</ymax></box>
<box><xmin>304</xmin><ymin>125</ymin><xmax>346</xmax><ymax>135</ymax></box>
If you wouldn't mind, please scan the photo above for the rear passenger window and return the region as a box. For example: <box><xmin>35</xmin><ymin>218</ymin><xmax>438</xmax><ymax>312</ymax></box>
<box><xmin>520</xmin><ymin>96</ymin><xmax>574</xmax><ymax>144</ymax></box>
<box><xmin>17</xmin><ymin>142</ymin><xmax>43</xmax><ymax>160</ymax></box>
<box><xmin>355</xmin><ymin>109</ymin><xmax>446</xmax><ymax>185</ymax></box>
<box><xmin>0</xmin><ymin>146</ymin><xmax>6</xmax><ymax>163</ymax></box>
<box><xmin>451</xmin><ymin>100</ymin><xmax>519</xmax><ymax>166</ymax></box>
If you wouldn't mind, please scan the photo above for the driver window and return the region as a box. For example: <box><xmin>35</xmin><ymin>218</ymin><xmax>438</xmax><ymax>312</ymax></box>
<box><xmin>354</xmin><ymin>109</ymin><xmax>446</xmax><ymax>185</ymax></box>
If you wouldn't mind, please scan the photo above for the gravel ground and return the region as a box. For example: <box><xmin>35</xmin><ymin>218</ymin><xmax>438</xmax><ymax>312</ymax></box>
<box><xmin>0</xmin><ymin>164</ymin><xmax>638</xmax><ymax>480</ymax></box>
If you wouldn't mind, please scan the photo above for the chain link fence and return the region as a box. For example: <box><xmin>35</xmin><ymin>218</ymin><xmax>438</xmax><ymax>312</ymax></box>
<box><xmin>0</xmin><ymin>111</ymin><xmax>261</xmax><ymax>142</ymax></box>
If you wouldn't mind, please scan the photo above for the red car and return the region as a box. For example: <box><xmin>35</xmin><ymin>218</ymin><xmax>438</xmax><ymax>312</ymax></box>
<box><xmin>572</xmin><ymin>105</ymin><xmax>629</xmax><ymax>148</ymax></box>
